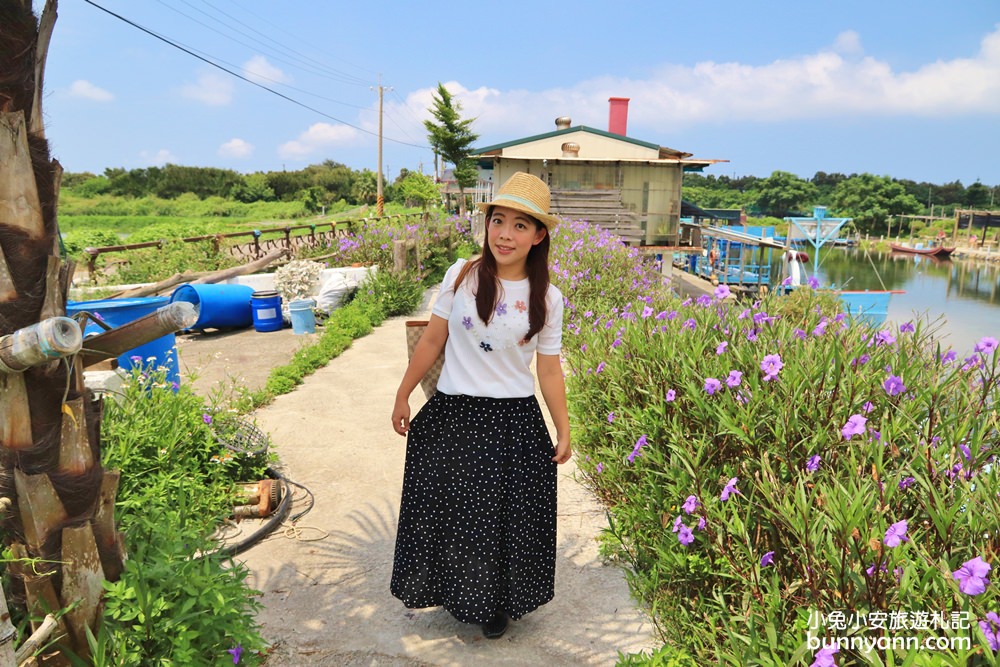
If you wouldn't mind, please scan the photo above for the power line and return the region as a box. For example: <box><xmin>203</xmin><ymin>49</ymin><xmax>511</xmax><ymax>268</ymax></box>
<box><xmin>154</xmin><ymin>0</ymin><xmax>369</xmax><ymax>87</ymax></box>
<box><xmin>82</xmin><ymin>0</ymin><xmax>430</xmax><ymax>150</ymax></box>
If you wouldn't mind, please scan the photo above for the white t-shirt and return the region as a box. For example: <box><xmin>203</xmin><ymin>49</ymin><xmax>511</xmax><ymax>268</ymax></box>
<box><xmin>432</xmin><ymin>259</ymin><xmax>563</xmax><ymax>398</ymax></box>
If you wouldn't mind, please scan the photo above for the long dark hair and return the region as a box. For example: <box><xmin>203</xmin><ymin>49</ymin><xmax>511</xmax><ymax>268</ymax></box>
<box><xmin>455</xmin><ymin>206</ymin><xmax>551</xmax><ymax>341</ymax></box>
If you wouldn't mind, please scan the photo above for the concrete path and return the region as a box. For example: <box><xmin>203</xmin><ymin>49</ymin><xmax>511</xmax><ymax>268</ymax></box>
<box><xmin>235</xmin><ymin>291</ymin><xmax>657</xmax><ymax>666</ymax></box>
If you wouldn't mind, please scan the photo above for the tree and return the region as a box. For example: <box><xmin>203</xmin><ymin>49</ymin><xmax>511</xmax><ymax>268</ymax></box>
<box><xmin>424</xmin><ymin>83</ymin><xmax>478</xmax><ymax>216</ymax></box>
<box><xmin>397</xmin><ymin>171</ymin><xmax>440</xmax><ymax>210</ymax></box>
<box><xmin>351</xmin><ymin>169</ymin><xmax>378</xmax><ymax>206</ymax></box>
<box><xmin>830</xmin><ymin>173</ymin><xmax>922</xmax><ymax>234</ymax></box>
<box><xmin>750</xmin><ymin>171</ymin><xmax>818</xmax><ymax>217</ymax></box>
<box><xmin>1</xmin><ymin>0</ymin><xmax>124</xmax><ymax>659</ymax></box>
<box><xmin>230</xmin><ymin>172</ymin><xmax>276</xmax><ymax>203</ymax></box>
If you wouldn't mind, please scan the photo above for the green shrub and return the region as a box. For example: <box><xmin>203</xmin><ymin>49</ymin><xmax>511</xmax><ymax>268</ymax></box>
<box><xmin>550</xmin><ymin>219</ymin><xmax>1000</xmax><ymax>665</ymax></box>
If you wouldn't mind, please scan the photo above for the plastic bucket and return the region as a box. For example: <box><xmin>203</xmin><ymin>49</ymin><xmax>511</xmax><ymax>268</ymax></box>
<box><xmin>66</xmin><ymin>296</ymin><xmax>180</xmax><ymax>386</ymax></box>
<box><xmin>289</xmin><ymin>299</ymin><xmax>316</xmax><ymax>335</ymax></box>
<box><xmin>169</xmin><ymin>283</ymin><xmax>254</xmax><ymax>330</ymax></box>
<box><xmin>251</xmin><ymin>290</ymin><xmax>283</xmax><ymax>332</ymax></box>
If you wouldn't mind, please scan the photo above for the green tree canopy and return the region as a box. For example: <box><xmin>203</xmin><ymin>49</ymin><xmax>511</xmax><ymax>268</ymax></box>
<box><xmin>750</xmin><ymin>171</ymin><xmax>818</xmax><ymax>217</ymax></box>
<box><xmin>424</xmin><ymin>82</ymin><xmax>478</xmax><ymax>214</ymax></box>
<box><xmin>397</xmin><ymin>171</ymin><xmax>440</xmax><ymax>209</ymax></box>
<box><xmin>830</xmin><ymin>173</ymin><xmax>922</xmax><ymax>234</ymax></box>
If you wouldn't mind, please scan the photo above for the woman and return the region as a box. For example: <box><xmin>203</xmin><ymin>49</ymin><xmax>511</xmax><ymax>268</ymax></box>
<box><xmin>390</xmin><ymin>172</ymin><xmax>571</xmax><ymax>639</ymax></box>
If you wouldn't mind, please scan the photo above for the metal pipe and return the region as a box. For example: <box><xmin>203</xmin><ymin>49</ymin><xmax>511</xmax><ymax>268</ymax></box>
<box><xmin>79</xmin><ymin>301</ymin><xmax>197</xmax><ymax>368</ymax></box>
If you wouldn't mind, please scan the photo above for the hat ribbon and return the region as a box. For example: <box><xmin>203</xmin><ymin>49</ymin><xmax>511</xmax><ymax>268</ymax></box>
<box><xmin>492</xmin><ymin>193</ymin><xmax>547</xmax><ymax>217</ymax></box>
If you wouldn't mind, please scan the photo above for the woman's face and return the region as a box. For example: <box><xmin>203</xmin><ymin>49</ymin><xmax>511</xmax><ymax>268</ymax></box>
<box><xmin>487</xmin><ymin>205</ymin><xmax>547</xmax><ymax>277</ymax></box>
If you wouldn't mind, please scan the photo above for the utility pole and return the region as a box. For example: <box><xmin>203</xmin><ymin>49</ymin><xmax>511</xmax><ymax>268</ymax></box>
<box><xmin>376</xmin><ymin>75</ymin><xmax>384</xmax><ymax>216</ymax></box>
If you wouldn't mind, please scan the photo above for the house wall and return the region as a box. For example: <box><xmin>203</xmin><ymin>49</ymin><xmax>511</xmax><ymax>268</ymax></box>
<box><xmin>486</xmin><ymin>159</ymin><xmax>682</xmax><ymax>243</ymax></box>
<box><xmin>498</xmin><ymin>131</ymin><xmax>659</xmax><ymax>161</ymax></box>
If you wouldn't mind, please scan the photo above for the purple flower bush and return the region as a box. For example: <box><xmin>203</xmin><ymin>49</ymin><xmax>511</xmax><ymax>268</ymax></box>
<box><xmin>549</xmin><ymin>219</ymin><xmax>1000</xmax><ymax>664</ymax></box>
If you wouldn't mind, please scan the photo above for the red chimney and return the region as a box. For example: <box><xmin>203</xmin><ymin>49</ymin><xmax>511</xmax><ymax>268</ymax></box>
<box><xmin>608</xmin><ymin>97</ymin><xmax>629</xmax><ymax>135</ymax></box>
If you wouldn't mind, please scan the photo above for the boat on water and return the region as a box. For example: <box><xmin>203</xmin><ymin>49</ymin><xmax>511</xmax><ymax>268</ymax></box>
<box><xmin>890</xmin><ymin>243</ymin><xmax>955</xmax><ymax>257</ymax></box>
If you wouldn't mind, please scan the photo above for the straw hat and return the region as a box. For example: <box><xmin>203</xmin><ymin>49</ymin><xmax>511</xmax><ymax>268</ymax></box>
<box><xmin>476</xmin><ymin>172</ymin><xmax>560</xmax><ymax>228</ymax></box>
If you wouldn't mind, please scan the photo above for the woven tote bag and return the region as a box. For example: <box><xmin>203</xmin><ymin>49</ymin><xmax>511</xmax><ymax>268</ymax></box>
<box><xmin>405</xmin><ymin>320</ymin><xmax>444</xmax><ymax>399</ymax></box>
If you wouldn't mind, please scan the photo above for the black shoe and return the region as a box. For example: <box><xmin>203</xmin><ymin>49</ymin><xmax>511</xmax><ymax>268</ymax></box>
<box><xmin>481</xmin><ymin>612</ymin><xmax>509</xmax><ymax>639</ymax></box>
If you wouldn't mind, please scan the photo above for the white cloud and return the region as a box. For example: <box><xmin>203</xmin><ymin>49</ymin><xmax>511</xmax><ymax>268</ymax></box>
<box><xmin>833</xmin><ymin>30</ymin><xmax>863</xmax><ymax>56</ymax></box>
<box><xmin>139</xmin><ymin>149</ymin><xmax>178</xmax><ymax>166</ymax></box>
<box><xmin>180</xmin><ymin>71</ymin><xmax>234</xmax><ymax>106</ymax></box>
<box><xmin>242</xmin><ymin>56</ymin><xmax>290</xmax><ymax>85</ymax></box>
<box><xmin>218</xmin><ymin>138</ymin><xmax>254</xmax><ymax>159</ymax></box>
<box><xmin>68</xmin><ymin>80</ymin><xmax>113</xmax><ymax>102</ymax></box>
<box><xmin>278</xmin><ymin>123</ymin><xmax>359</xmax><ymax>160</ymax></box>
<box><xmin>396</xmin><ymin>25</ymin><xmax>1000</xmax><ymax>143</ymax></box>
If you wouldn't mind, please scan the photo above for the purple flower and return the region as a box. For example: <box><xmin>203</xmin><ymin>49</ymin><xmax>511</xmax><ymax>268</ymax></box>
<box><xmin>953</xmin><ymin>556</ymin><xmax>991</xmax><ymax>595</ymax></box>
<box><xmin>782</xmin><ymin>276</ymin><xmax>793</xmax><ymax>286</ymax></box>
<box><xmin>810</xmin><ymin>645</ymin><xmax>838</xmax><ymax>667</ymax></box>
<box><xmin>726</xmin><ymin>370</ymin><xmax>743</xmax><ymax>388</ymax></box>
<box><xmin>666</xmin><ymin>310</ymin><xmax>678</xmax><ymax>320</ymax></box>
<box><xmin>807</xmin><ymin>276</ymin><xmax>820</xmax><ymax>289</ymax></box>
<box><xmin>682</xmin><ymin>495</ymin><xmax>699</xmax><ymax>514</ymax></box>
<box><xmin>683</xmin><ymin>318</ymin><xmax>696</xmax><ymax>331</ymax></box>
<box><xmin>866</xmin><ymin>561</ymin><xmax>888</xmax><ymax>577</ymax></box>
<box><xmin>672</xmin><ymin>515</ymin><xmax>684</xmax><ymax>532</ymax></box>
<box><xmin>704</xmin><ymin>378</ymin><xmax>722</xmax><ymax>395</ymax></box>
<box><xmin>714</xmin><ymin>284</ymin><xmax>731</xmax><ymax>300</ymax></box>
<box><xmin>202</xmin><ymin>413</ymin><xmax>213</xmax><ymax>425</ymax></box>
<box><xmin>696</xmin><ymin>295</ymin><xmax>712</xmax><ymax>307</ymax></box>
<box><xmin>611</xmin><ymin>337</ymin><xmax>623</xmax><ymax>349</ymax></box>
<box><xmin>884</xmin><ymin>520</ymin><xmax>909</xmax><ymax>548</ymax></box>
<box><xmin>738</xmin><ymin>308</ymin><xmax>750</xmax><ymax>320</ymax></box>
<box><xmin>813</xmin><ymin>321</ymin><xmax>828</xmax><ymax>337</ymax></box>
<box><xmin>900</xmin><ymin>322</ymin><xmax>916</xmax><ymax>334</ymax></box>
<box><xmin>975</xmin><ymin>337</ymin><xmax>999</xmax><ymax>355</ymax></box>
<box><xmin>883</xmin><ymin>374</ymin><xmax>906</xmax><ymax>397</ymax></box>
<box><xmin>760</xmin><ymin>551</ymin><xmax>774</xmax><ymax>567</ymax></box>
<box><xmin>697</xmin><ymin>516</ymin><xmax>706</xmax><ymax>530</ymax></box>
<box><xmin>862</xmin><ymin>401</ymin><xmax>874</xmax><ymax>413</ymax></box>
<box><xmin>227</xmin><ymin>644</ymin><xmax>244</xmax><ymax>665</ymax></box>
<box><xmin>793</xmin><ymin>328</ymin><xmax>807</xmax><ymax>340</ymax></box>
<box><xmin>462</xmin><ymin>316</ymin><xmax>473</xmax><ymax>330</ymax></box>
<box><xmin>875</xmin><ymin>330</ymin><xmax>897</xmax><ymax>347</ymax></box>
<box><xmin>941</xmin><ymin>349</ymin><xmax>958</xmax><ymax>365</ymax></box>
<box><xmin>806</xmin><ymin>455</ymin><xmax>821</xmax><ymax>473</ymax></box>
<box><xmin>130</xmin><ymin>355</ymin><xmax>143</xmax><ymax>364</ymax></box>
<box><xmin>627</xmin><ymin>435</ymin><xmax>648</xmax><ymax>463</ymax></box>
<box><xmin>665</xmin><ymin>389</ymin><xmax>676</xmax><ymax>402</ymax></box>
<box><xmin>595</xmin><ymin>462</ymin><xmax>604</xmax><ymax>474</ymax></box>
<box><xmin>495</xmin><ymin>302</ymin><xmax>507</xmax><ymax>315</ymax></box>
<box><xmin>978</xmin><ymin>613</ymin><xmax>1000</xmax><ymax>652</ymax></box>
<box><xmin>655</xmin><ymin>310</ymin><xmax>668</xmax><ymax>320</ymax></box>
<box><xmin>721</xmin><ymin>477</ymin><xmax>740</xmax><ymax>501</ymax></box>
<box><xmin>760</xmin><ymin>354</ymin><xmax>783</xmax><ymax>381</ymax></box>
<box><xmin>842</xmin><ymin>414</ymin><xmax>867</xmax><ymax>440</ymax></box>
<box><xmin>716</xmin><ymin>341</ymin><xmax>728</xmax><ymax>355</ymax></box>
<box><xmin>898</xmin><ymin>476</ymin><xmax>915</xmax><ymax>490</ymax></box>
<box><xmin>171</xmin><ymin>381</ymin><xmax>180</xmax><ymax>391</ymax></box>
<box><xmin>677</xmin><ymin>525</ymin><xmax>694</xmax><ymax>546</ymax></box>
<box><xmin>641</xmin><ymin>306</ymin><xmax>653</xmax><ymax>318</ymax></box>
<box><xmin>595</xmin><ymin>361</ymin><xmax>606</xmax><ymax>374</ymax></box>
<box><xmin>608</xmin><ymin>412</ymin><xmax>615</xmax><ymax>423</ymax></box>
<box><xmin>851</xmin><ymin>353</ymin><xmax>871</xmax><ymax>367</ymax></box>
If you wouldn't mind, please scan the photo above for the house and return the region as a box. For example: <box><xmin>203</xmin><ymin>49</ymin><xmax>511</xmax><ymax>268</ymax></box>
<box><xmin>470</xmin><ymin>98</ymin><xmax>725</xmax><ymax>245</ymax></box>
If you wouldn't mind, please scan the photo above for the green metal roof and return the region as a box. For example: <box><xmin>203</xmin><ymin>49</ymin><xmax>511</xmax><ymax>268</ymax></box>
<box><xmin>472</xmin><ymin>125</ymin><xmax>661</xmax><ymax>154</ymax></box>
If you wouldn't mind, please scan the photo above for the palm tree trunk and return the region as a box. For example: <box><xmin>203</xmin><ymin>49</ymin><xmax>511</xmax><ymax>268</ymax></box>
<box><xmin>1</xmin><ymin>1</ymin><xmax>124</xmax><ymax>660</ymax></box>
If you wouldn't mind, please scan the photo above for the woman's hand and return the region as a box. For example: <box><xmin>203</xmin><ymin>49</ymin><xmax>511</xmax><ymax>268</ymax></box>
<box><xmin>552</xmin><ymin>436</ymin><xmax>572</xmax><ymax>464</ymax></box>
<box><xmin>392</xmin><ymin>396</ymin><xmax>411</xmax><ymax>436</ymax></box>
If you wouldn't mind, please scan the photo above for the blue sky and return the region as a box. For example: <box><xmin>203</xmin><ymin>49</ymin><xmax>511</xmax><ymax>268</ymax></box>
<box><xmin>37</xmin><ymin>0</ymin><xmax>1000</xmax><ymax>186</ymax></box>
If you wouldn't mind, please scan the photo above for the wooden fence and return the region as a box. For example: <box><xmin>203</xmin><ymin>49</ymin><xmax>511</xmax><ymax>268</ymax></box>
<box><xmin>82</xmin><ymin>213</ymin><xmax>427</xmax><ymax>275</ymax></box>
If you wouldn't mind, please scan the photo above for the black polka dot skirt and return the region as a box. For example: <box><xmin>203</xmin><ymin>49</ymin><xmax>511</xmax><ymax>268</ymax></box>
<box><xmin>390</xmin><ymin>392</ymin><xmax>557</xmax><ymax>625</ymax></box>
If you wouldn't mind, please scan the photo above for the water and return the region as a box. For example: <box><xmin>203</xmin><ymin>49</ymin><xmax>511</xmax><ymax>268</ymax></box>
<box><xmin>799</xmin><ymin>247</ymin><xmax>1000</xmax><ymax>355</ymax></box>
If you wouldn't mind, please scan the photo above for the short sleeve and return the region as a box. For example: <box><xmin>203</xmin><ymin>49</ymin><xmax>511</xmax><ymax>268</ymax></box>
<box><xmin>431</xmin><ymin>258</ymin><xmax>467</xmax><ymax>320</ymax></box>
<box><xmin>536</xmin><ymin>284</ymin><xmax>563</xmax><ymax>355</ymax></box>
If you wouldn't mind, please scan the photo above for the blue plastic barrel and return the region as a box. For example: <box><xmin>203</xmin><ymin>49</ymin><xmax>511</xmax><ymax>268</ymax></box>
<box><xmin>66</xmin><ymin>296</ymin><xmax>181</xmax><ymax>386</ymax></box>
<box><xmin>251</xmin><ymin>290</ymin><xmax>283</xmax><ymax>332</ymax></box>
<box><xmin>289</xmin><ymin>299</ymin><xmax>316</xmax><ymax>335</ymax></box>
<box><xmin>169</xmin><ymin>283</ymin><xmax>254</xmax><ymax>330</ymax></box>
